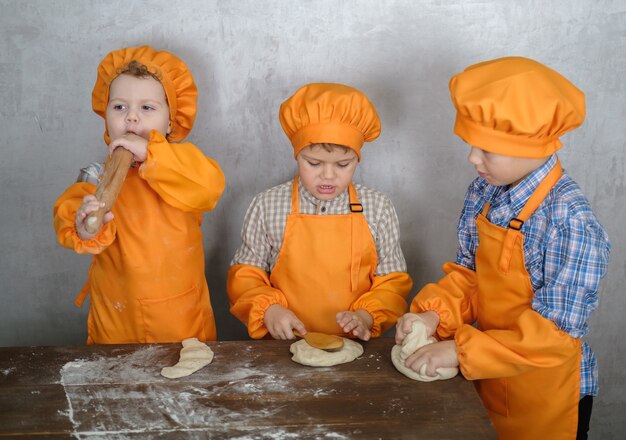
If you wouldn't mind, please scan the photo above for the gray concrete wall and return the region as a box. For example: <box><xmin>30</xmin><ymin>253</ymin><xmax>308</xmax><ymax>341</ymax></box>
<box><xmin>1</xmin><ymin>0</ymin><xmax>624</xmax><ymax>437</ymax></box>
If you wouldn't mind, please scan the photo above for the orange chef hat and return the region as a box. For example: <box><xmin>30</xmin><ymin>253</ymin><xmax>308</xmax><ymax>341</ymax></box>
<box><xmin>279</xmin><ymin>83</ymin><xmax>381</xmax><ymax>160</ymax></box>
<box><xmin>92</xmin><ymin>45</ymin><xmax>197</xmax><ymax>143</ymax></box>
<box><xmin>449</xmin><ymin>56</ymin><xmax>585</xmax><ymax>158</ymax></box>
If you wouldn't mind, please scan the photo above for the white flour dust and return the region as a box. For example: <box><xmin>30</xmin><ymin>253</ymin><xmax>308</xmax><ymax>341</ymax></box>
<box><xmin>58</xmin><ymin>345</ymin><xmax>347</xmax><ymax>438</ymax></box>
<box><xmin>1</xmin><ymin>367</ymin><xmax>16</xmax><ymax>375</ymax></box>
<box><xmin>229</xmin><ymin>429</ymin><xmax>352</xmax><ymax>440</ymax></box>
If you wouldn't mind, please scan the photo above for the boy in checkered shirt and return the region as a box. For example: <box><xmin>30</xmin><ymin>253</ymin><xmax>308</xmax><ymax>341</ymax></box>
<box><xmin>228</xmin><ymin>83</ymin><xmax>412</xmax><ymax>342</ymax></box>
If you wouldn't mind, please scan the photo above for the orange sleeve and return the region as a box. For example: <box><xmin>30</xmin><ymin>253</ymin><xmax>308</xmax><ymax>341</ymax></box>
<box><xmin>139</xmin><ymin>130</ymin><xmax>226</xmax><ymax>213</ymax></box>
<box><xmin>351</xmin><ymin>272</ymin><xmax>412</xmax><ymax>337</ymax></box>
<box><xmin>52</xmin><ymin>182</ymin><xmax>116</xmax><ymax>254</ymax></box>
<box><xmin>226</xmin><ymin>264</ymin><xmax>289</xmax><ymax>339</ymax></box>
<box><xmin>455</xmin><ymin>310</ymin><xmax>581</xmax><ymax>380</ymax></box>
<box><xmin>410</xmin><ymin>262</ymin><xmax>478</xmax><ymax>340</ymax></box>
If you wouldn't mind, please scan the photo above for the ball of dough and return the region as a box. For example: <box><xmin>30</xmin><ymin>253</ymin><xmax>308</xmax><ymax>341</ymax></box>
<box><xmin>290</xmin><ymin>338</ymin><xmax>363</xmax><ymax>367</ymax></box>
<box><xmin>391</xmin><ymin>319</ymin><xmax>458</xmax><ymax>381</ymax></box>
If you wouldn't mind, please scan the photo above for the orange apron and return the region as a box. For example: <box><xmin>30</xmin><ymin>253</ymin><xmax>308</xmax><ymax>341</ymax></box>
<box><xmin>73</xmin><ymin>166</ymin><xmax>216</xmax><ymax>344</ymax></box>
<box><xmin>268</xmin><ymin>178</ymin><xmax>378</xmax><ymax>335</ymax></box>
<box><xmin>473</xmin><ymin>160</ymin><xmax>580</xmax><ymax>439</ymax></box>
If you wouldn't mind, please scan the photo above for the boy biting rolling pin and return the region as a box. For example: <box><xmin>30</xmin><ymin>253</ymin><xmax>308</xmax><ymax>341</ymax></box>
<box><xmin>54</xmin><ymin>46</ymin><xmax>225</xmax><ymax>344</ymax></box>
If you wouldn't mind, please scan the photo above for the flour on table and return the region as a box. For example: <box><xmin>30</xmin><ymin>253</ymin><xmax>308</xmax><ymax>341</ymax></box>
<box><xmin>391</xmin><ymin>319</ymin><xmax>458</xmax><ymax>381</ymax></box>
<box><xmin>161</xmin><ymin>337</ymin><xmax>214</xmax><ymax>379</ymax></box>
<box><xmin>290</xmin><ymin>338</ymin><xmax>362</xmax><ymax>367</ymax></box>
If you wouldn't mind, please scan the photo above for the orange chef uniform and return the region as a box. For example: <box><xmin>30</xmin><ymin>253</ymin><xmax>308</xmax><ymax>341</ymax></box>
<box><xmin>411</xmin><ymin>57</ymin><xmax>604</xmax><ymax>440</ymax></box>
<box><xmin>53</xmin><ymin>46</ymin><xmax>225</xmax><ymax>344</ymax></box>
<box><xmin>415</xmin><ymin>162</ymin><xmax>580</xmax><ymax>439</ymax></box>
<box><xmin>229</xmin><ymin>178</ymin><xmax>411</xmax><ymax>337</ymax></box>
<box><xmin>227</xmin><ymin>83</ymin><xmax>412</xmax><ymax>338</ymax></box>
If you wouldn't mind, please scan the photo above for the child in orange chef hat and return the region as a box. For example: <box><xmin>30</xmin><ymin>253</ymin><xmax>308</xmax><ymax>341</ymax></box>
<box><xmin>53</xmin><ymin>46</ymin><xmax>225</xmax><ymax>344</ymax></box>
<box><xmin>227</xmin><ymin>83</ymin><xmax>413</xmax><ymax>341</ymax></box>
<box><xmin>395</xmin><ymin>57</ymin><xmax>610</xmax><ymax>440</ymax></box>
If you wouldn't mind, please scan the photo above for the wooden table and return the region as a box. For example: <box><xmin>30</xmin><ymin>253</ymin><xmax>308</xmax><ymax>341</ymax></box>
<box><xmin>0</xmin><ymin>338</ymin><xmax>495</xmax><ymax>439</ymax></box>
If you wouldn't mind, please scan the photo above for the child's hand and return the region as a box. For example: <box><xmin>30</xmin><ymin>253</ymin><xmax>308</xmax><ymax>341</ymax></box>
<box><xmin>109</xmin><ymin>132</ymin><xmax>149</xmax><ymax>163</ymax></box>
<box><xmin>403</xmin><ymin>340</ymin><xmax>458</xmax><ymax>377</ymax></box>
<box><xmin>395</xmin><ymin>311</ymin><xmax>440</xmax><ymax>345</ymax></box>
<box><xmin>75</xmin><ymin>195</ymin><xmax>114</xmax><ymax>240</ymax></box>
<box><xmin>264</xmin><ymin>304</ymin><xmax>306</xmax><ymax>340</ymax></box>
<box><xmin>336</xmin><ymin>309</ymin><xmax>373</xmax><ymax>341</ymax></box>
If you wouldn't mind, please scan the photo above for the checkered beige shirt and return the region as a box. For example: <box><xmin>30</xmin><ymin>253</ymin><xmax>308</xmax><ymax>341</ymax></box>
<box><xmin>231</xmin><ymin>179</ymin><xmax>408</xmax><ymax>276</ymax></box>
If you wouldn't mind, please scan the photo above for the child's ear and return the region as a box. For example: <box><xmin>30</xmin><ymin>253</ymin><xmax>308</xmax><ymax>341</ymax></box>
<box><xmin>166</xmin><ymin>121</ymin><xmax>172</xmax><ymax>135</ymax></box>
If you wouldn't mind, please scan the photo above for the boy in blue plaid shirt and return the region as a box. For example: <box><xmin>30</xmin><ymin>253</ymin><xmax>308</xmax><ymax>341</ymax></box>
<box><xmin>395</xmin><ymin>57</ymin><xmax>610</xmax><ymax>440</ymax></box>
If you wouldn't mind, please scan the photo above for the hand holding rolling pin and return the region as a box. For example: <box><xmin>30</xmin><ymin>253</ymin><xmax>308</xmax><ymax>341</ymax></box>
<box><xmin>76</xmin><ymin>133</ymin><xmax>149</xmax><ymax>239</ymax></box>
<box><xmin>107</xmin><ymin>132</ymin><xmax>149</xmax><ymax>163</ymax></box>
<box><xmin>75</xmin><ymin>194</ymin><xmax>114</xmax><ymax>240</ymax></box>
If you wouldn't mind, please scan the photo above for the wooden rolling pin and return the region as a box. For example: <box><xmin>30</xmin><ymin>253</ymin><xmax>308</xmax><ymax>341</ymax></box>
<box><xmin>84</xmin><ymin>148</ymin><xmax>134</xmax><ymax>234</ymax></box>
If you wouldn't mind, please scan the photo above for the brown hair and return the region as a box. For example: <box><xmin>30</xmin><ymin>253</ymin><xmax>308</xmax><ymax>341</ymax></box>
<box><xmin>117</xmin><ymin>60</ymin><xmax>161</xmax><ymax>81</ymax></box>
<box><xmin>309</xmin><ymin>143</ymin><xmax>352</xmax><ymax>154</ymax></box>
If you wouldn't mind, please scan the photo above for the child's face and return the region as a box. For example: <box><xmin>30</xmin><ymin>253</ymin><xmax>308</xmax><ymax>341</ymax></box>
<box><xmin>105</xmin><ymin>74</ymin><xmax>171</xmax><ymax>141</ymax></box>
<box><xmin>467</xmin><ymin>147</ymin><xmax>549</xmax><ymax>187</ymax></box>
<box><xmin>296</xmin><ymin>145</ymin><xmax>358</xmax><ymax>201</ymax></box>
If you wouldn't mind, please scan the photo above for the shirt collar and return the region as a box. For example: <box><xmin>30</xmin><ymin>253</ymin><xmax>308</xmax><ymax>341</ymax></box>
<box><xmin>506</xmin><ymin>154</ymin><xmax>558</xmax><ymax>213</ymax></box>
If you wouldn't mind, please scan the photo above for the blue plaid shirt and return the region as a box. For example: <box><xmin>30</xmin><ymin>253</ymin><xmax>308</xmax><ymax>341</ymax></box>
<box><xmin>456</xmin><ymin>154</ymin><xmax>610</xmax><ymax>397</ymax></box>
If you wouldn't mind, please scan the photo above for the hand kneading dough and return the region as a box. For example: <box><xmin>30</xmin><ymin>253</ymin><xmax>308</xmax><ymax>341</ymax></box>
<box><xmin>290</xmin><ymin>338</ymin><xmax>363</xmax><ymax>367</ymax></box>
<box><xmin>391</xmin><ymin>319</ymin><xmax>458</xmax><ymax>382</ymax></box>
<box><xmin>161</xmin><ymin>338</ymin><xmax>214</xmax><ymax>379</ymax></box>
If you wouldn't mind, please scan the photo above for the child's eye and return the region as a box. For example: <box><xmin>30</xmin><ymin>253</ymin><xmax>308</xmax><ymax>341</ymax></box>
<box><xmin>337</xmin><ymin>162</ymin><xmax>350</xmax><ymax>168</ymax></box>
<box><xmin>112</xmin><ymin>104</ymin><xmax>126</xmax><ymax>111</ymax></box>
<box><xmin>142</xmin><ymin>105</ymin><xmax>155</xmax><ymax>111</ymax></box>
<box><xmin>307</xmin><ymin>161</ymin><xmax>320</xmax><ymax>167</ymax></box>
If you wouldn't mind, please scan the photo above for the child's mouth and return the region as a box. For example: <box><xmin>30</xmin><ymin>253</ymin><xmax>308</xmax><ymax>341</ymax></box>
<box><xmin>317</xmin><ymin>185</ymin><xmax>335</xmax><ymax>194</ymax></box>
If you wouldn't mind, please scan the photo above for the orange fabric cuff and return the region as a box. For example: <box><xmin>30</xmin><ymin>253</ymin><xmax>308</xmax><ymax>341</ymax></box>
<box><xmin>227</xmin><ymin>264</ymin><xmax>289</xmax><ymax>339</ymax></box>
<box><xmin>411</xmin><ymin>262</ymin><xmax>477</xmax><ymax>340</ymax></box>
<box><xmin>351</xmin><ymin>271</ymin><xmax>412</xmax><ymax>337</ymax></box>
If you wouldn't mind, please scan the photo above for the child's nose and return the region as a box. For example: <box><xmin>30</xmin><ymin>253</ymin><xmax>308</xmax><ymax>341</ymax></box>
<box><xmin>125</xmin><ymin>109</ymin><xmax>139</xmax><ymax>123</ymax></box>
<box><xmin>321</xmin><ymin>164</ymin><xmax>335</xmax><ymax>179</ymax></box>
<box><xmin>467</xmin><ymin>147</ymin><xmax>482</xmax><ymax>165</ymax></box>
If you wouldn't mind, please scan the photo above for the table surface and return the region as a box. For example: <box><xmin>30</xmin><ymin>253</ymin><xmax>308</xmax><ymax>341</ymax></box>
<box><xmin>0</xmin><ymin>338</ymin><xmax>496</xmax><ymax>439</ymax></box>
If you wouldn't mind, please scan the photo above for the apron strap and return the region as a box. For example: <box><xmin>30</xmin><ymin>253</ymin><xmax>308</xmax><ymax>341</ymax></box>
<box><xmin>513</xmin><ymin>160</ymin><xmax>563</xmax><ymax>224</ymax></box>
<box><xmin>348</xmin><ymin>184</ymin><xmax>363</xmax><ymax>294</ymax></box>
<box><xmin>499</xmin><ymin>160</ymin><xmax>563</xmax><ymax>272</ymax></box>
<box><xmin>481</xmin><ymin>202</ymin><xmax>491</xmax><ymax>216</ymax></box>
<box><xmin>74</xmin><ymin>281</ymin><xmax>90</xmax><ymax>308</ymax></box>
<box><xmin>291</xmin><ymin>177</ymin><xmax>300</xmax><ymax>214</ymax></box>
<box><xmin>74</xmin><ymin>259</ymin><xmax>95</xmax><ymax>307</ymax></box>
